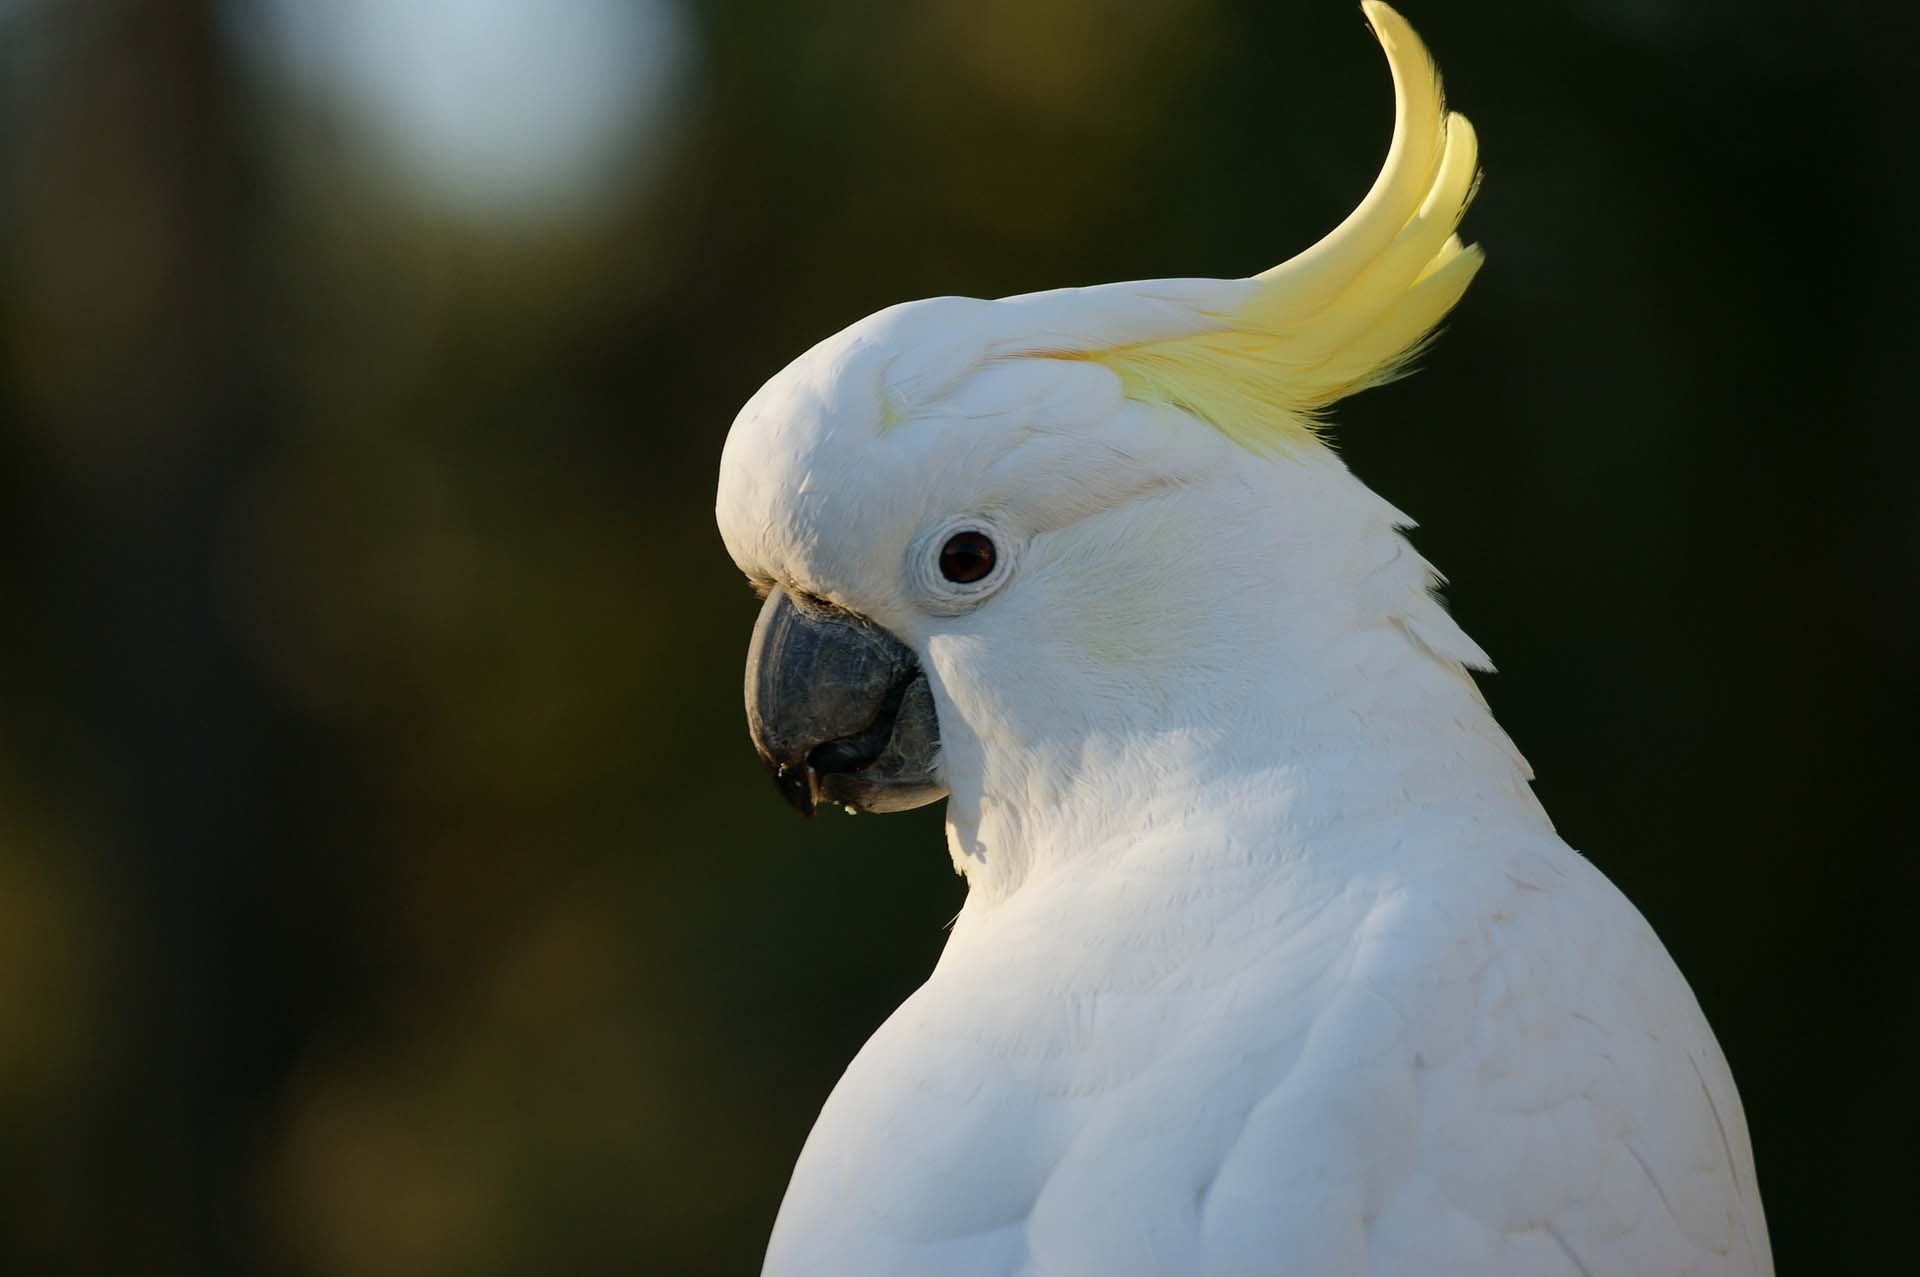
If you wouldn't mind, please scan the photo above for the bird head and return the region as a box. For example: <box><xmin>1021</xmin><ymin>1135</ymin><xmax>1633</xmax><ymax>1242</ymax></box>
<box><xmin>716</xmin><ymin>3</ymin><xmax>1504</xmax><ymax>883</ymax></box>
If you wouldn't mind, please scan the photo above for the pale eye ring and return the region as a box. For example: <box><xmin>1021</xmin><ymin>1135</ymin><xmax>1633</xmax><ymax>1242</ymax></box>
<box><xmin>912</xmin><ymin>514</ymin><xmax>1015</xmax><ymax>613</ymax></box>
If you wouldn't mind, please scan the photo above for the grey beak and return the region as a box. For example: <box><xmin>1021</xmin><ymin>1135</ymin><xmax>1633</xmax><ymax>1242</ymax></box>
<box><xmin>744</xmin><ymin>587</ymin><xmax>947</xmax><ymax>817</ymax></box>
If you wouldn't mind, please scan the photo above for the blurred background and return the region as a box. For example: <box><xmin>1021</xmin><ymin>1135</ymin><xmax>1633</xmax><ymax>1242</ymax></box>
<box><xmin>0</xmin><ymin>0</ymin><xmax>1912</xmax><ymax>1272</ymax></box>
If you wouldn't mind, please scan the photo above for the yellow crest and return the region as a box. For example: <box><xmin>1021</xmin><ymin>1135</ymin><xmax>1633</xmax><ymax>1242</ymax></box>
<box><xmin>1052</xmin><ymin>3</ymin><xmax>1482</xmax><ymax>455</ymax></box>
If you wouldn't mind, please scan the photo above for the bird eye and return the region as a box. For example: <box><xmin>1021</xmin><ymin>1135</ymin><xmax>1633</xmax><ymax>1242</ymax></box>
<box><xmin>938</xmin><ymin>530</ymin><xmax>997</xmax><ymax>584</ymax></box>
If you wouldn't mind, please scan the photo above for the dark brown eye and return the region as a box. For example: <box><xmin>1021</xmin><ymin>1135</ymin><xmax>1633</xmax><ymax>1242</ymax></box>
<box><xmin>938</xmin><ymin>530</ymin><xmax>997</xmax><ymax>584</ymax></box>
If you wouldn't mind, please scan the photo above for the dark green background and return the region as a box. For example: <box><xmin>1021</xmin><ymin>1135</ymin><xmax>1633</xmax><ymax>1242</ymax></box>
<box><xmin>1</xmin><ymin>1</ymin><xmax>1911</xmax><ymax>1272</ymax></box>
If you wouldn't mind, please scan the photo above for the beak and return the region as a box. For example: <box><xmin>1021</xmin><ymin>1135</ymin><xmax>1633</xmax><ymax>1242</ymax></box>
<box><xmin>744</xmin><ymin>587</ymin><xmax>947</xmax><ymax>817</ymax></box>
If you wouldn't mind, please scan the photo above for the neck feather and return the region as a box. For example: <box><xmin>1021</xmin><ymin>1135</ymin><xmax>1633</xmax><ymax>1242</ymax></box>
<box><xmin>935</xmin><ymin>467</ymin><xmax>1547</xmax><ymax>903</ymax></box>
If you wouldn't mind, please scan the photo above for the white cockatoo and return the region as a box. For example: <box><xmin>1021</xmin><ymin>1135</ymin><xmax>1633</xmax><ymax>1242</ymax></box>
<box><xmin>715</xmin><ymin>5</ymin><xmax>1771</xmax><ymax>1273</ymax></box>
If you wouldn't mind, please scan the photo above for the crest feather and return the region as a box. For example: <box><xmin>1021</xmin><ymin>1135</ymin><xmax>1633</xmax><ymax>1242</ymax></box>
<box><xmin>1050</xmin><ymin>3</ymin><xmax>1481</xmax><ymax>455</ymax></box>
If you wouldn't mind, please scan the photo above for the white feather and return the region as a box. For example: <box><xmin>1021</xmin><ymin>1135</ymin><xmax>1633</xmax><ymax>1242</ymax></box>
<box><xmin>714</xmin><ymin>5</ymin><xmax>1770</xmax><ymax>1271</ymax></box>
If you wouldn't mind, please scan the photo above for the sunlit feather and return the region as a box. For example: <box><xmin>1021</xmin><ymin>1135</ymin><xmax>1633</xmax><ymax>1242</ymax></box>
<box><xmin>1047</xmin><ymin>2</ymin><xmax>1482</xmax><ymax>454</ymax></box>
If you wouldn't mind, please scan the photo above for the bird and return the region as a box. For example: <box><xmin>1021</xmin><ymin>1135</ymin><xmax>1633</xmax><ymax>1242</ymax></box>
<box><xmin>713</xmin><ymin>4</ymin><xmax>1772</xmax><ymax>1273</ymax></box>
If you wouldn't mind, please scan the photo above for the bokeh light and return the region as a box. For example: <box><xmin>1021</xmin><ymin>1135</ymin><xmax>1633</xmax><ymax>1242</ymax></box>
<box><xmin>229</xmin><ymin>0</ymin><xmax>691</xmax><ymax>224</ymax></box>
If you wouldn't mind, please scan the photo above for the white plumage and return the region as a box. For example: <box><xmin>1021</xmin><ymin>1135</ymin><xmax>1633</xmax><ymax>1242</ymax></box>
<box><xmin>715</xmin><ymin>6</ymin><xmax>1770</xmax><ymax>1273</ymax></box>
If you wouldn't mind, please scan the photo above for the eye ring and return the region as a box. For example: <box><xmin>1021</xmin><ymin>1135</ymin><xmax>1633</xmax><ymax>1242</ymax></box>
<box><xmin>912</xmin><ymin>515</ymin><xmax>1016</xmax><ymax>613</ymax></box>
<box><xmin>938</xmin><ymin>530</ymin><xmax>997</xmax><ymax>583</ymax></box>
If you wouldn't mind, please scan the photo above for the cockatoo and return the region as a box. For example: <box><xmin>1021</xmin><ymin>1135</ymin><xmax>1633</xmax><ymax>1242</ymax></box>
<box><xmin>715</xmin><ymin>5</ymin><xmax>1771</xmax><ymax>1273</ymax></box>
